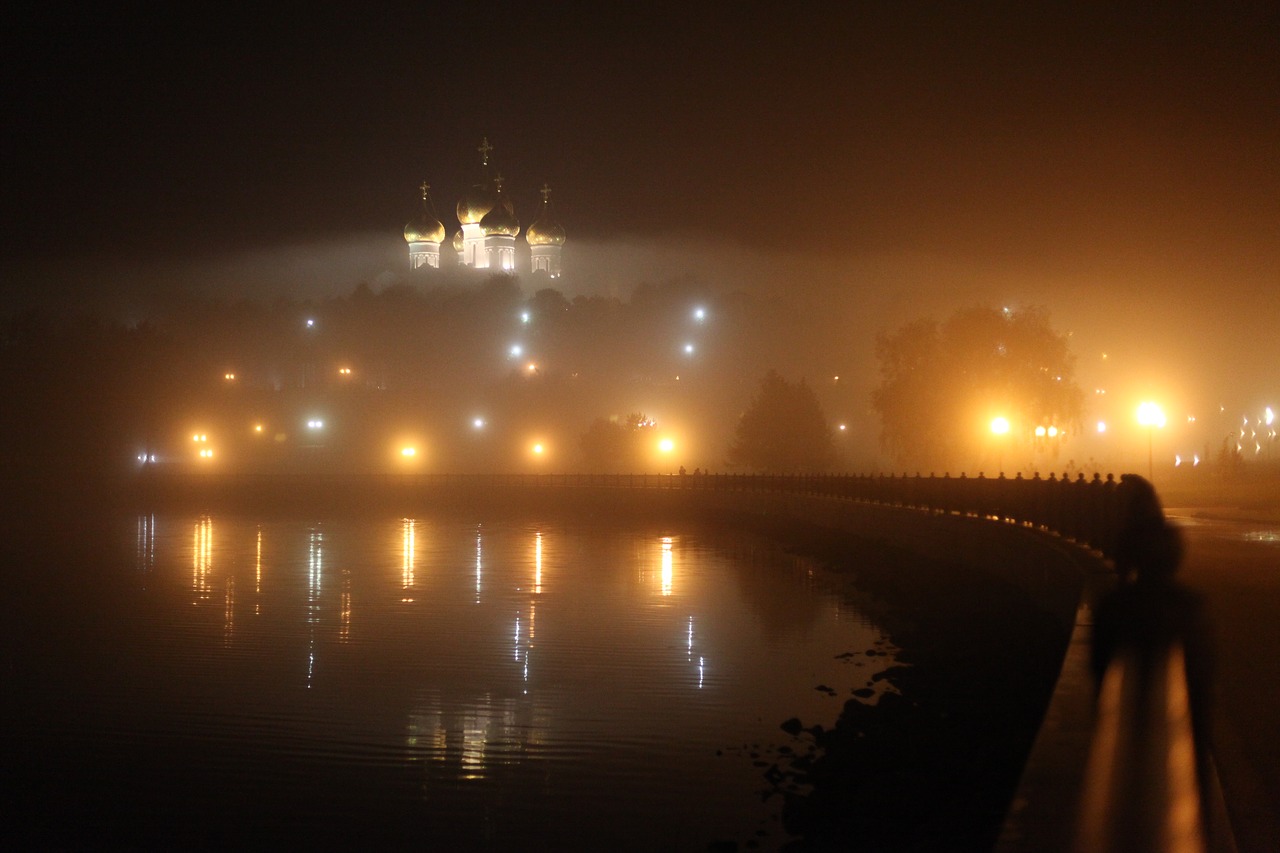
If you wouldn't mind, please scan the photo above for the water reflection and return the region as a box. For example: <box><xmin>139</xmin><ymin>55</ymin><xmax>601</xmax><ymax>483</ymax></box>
<box><xmin>193</xmin><ymin>515</ymin><xmax>212</xmax><ymax>603</ymax></box>
<box><xmin>136</xmin><ymin>514</ymin><xmax>155</xmax><ymax>574</ymax></box>
<box><xmin>401</xmin><ymin>518</ymin><xmax>416</xmax><ymax>603</ymax></box>
<box><xmin>340</xmin><ymin>570</ymin><xmax>351</xmax><ymax>643</ymax></box>
<box><xmin>405</xmin><ymin>690</ymin><xmax>551</xmax><ymax>783</ymax></box>
<box><xmin>308</xmin><ymin>528</ymin><xmax>322</xmax><ymax>687</ymax></box>
<box><xmin>223</xmin><ymin>575</ymin><xmax>235</xmax><ymax>647</ymax></box>
<box><xmin>533</xmin><ymin>530</ymin><xmax>542</xmax><ymax>594</ymax></box>
<box><xmin>28</xmin><ymin>515</ymin><xmax>899</xmax><ymax>848</ymax></box>
<box><xmin>254</xmin><ymin>525</ymin><xmax>262</xmax><ymax>615</ymax></box>
<box><xmin>475</xmin><ymin>525</ymin><xmax>483</xmax><ymax>603</ymax></box>
<box><xmin>661</xmin><ymin>536</ymin><xmax>674</xmax><ymax>596</ymax></box>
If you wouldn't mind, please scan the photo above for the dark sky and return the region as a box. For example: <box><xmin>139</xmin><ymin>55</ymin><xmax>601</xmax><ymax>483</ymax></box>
<box><xmin>6</xmin><ymin>3</ymin><xmax>1277</xmax><ymax>266</ymax></box>
<box><xmin>3</xmin><ymin>4</ymin><xmax>1278</xmax><ymax>415</ymax></box>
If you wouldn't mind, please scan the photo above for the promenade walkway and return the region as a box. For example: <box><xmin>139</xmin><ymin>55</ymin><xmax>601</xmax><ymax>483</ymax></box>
<box><xmin>1169</xmin><ymin>507</ymin><xmax>1280</xmax><ymax>853</ymax></box>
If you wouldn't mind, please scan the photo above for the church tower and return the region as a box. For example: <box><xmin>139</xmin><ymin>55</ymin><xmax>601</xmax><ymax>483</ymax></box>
<box><xmin>479</xmin><ymin>174</ymin><xmax>520</xmax><ymax>271</ymax></box>
<box><xmin>456</xmin><ymin>138</ymin><xmax>498</xmax><ymax>269</ymax></box>
<box><xmin>406</xmin><ymin>139</ymin><xmax>564</xmax><ymax>275</ymax></box>
<box><xmin>404</xmin><ymin>181</ymin><xmax>445</xmax><ymax>269</ymax></box>
<box><xmin>526</xmin><ymin>183</ymin><xmax>566</xmax><ymax>278</ymax></box>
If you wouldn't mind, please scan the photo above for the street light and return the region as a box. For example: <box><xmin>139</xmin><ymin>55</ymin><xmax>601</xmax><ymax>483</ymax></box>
<box><xmin>990</xmin><ymin>417</ymin><xmax>1010</xmax><ymax>475</ymax></box>
<box><xmin>1136</xmin><ymin>401</ymin><xmax>1167</xmax><ymax>480</ymax></box>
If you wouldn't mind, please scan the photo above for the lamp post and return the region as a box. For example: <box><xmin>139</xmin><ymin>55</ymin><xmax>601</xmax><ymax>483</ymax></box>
<box><xmin>1136</xmin><ymin>401</ymin><xmax>1166</xmax><ymax>480</ymax></box>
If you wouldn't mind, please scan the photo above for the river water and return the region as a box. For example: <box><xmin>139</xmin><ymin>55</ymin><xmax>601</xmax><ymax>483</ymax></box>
<box><xmin>3</xmin><ymin>511</ymin><xmax>900</xmax><ymax>850</ymax></box>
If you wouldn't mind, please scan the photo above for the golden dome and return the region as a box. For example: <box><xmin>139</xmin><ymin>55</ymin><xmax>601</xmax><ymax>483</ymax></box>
<box><xmin>404</xmin><ymin>182</ymin><xmax>445</xmax><ymax>244</ymax></box>
<box><xmin>456</xmin><ymin>184</ymin><xmax>495</xmax><ymax>225</ymax></box>
<box><xmin>526</xmin><ymin>184</ymin><xmax>566</xmax><ymax>246</ymax></box>
<box><xmin>480</xmin><ymin>179</ymin><xmax>520</xmax><ymax>237</ymax></box>
<box><xmin>457</xmin><ymin>137</ymin><xmax>498</xmax><ymax>225</ymax></box>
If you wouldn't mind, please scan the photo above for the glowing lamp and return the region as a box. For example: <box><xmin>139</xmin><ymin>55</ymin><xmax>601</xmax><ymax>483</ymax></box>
<box><xmin>990</xmin><ymin>417</ymin><xmax>1010</xmax><ymax>435</ymax></box>
<box><xmin>1137</xmin><ymin>402</ymin><xmax>1166</xmax><ymax>429</ymax></box>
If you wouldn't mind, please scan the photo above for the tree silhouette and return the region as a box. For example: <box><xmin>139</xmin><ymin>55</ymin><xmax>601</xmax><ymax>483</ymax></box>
<box><xmin>579</xmin><ymin>413</ymin><xmax>658</xmax><ymax>471</ymax></box>
<box><xmin>872</xmin><ymin>305</ymin><xmax>1083</xmax><ymax>472</ymax></box>
<box><xmin>728</xmin><ymin>370</ymin><xmax>835</xmax><ymax>472</ymax></box>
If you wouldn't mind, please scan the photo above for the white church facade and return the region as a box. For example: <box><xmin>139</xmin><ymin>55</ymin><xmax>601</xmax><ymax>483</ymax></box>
<box><xmin>405</xmin><ymin>138</ymin><xmax>565</xmax><ymax>278</ymax></box>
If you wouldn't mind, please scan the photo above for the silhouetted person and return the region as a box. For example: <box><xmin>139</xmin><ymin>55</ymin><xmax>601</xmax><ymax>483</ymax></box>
<box><xmin>1085</xmin><ymin>474</ymin><xmax>1215</xmax><ymax>849</ymax></box>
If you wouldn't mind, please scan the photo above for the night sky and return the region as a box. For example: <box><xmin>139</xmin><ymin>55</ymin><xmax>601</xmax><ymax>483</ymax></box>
<box><xmin>4</xmin><ymin>4</ymin><xmax>1278</xmax><ymax>414</ymax></box>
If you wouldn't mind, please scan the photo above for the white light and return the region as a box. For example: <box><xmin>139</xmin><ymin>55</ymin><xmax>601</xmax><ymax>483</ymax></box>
<box><xmin>307</xmin><ymin>419</ymin><xmax>324</xmax><ymax>430</ymax></box>
<box><xmin>683</xmin><ymin>343</ymin><xmax>694</xmax><ymax>354</ymax></box>
<box><xmin>401</xmin><ymin>447</ymin><xmax>416</xmax><ymax>457</ymax></box>
<box><xmin>838</xmin><ymin>423</ymin><xmax>847</xmax><ymax>431</ymax></box>
<box><xmin>658</xmin><ymin>438</ymin><xmax>675</xmax><ymax>453</ymax></box>
<box><xmin>1047</xmin><ymin>426</ymin><xmax>1059</xmax><ymax>438</ymax></box>
<box><xmin>1137</xmin><ymin>402</ymin><xmax>1167</xmax><ymax>429</ymax></box>
<box><xmin>305</xmin><ymin>319</ymin><xmax>315</xmax><ymax>328</ymax></box>
<box><xmin>1175</xmin><ymin>455</ymin><xmax>1182</xmax><ymax>467</ymax></box>
<box><xmin>693</xmin><ymin>307</ymin><xmax>706</xmax><ymax>321</ymax></box>
<box><xmin>473</xmin><ymin>418</ymin><xmax>485</xmax><ymax>429</ymax></box>
<box><xmin>1267</xmin><ymin>407</ymin><xmax>1275</xmax><ymax>426</ymax></box>
<box><xmin>509</xmin><ymin>345</ymin><xmax>523</xmax><ymax>357</ymax></box>
<box><xmin>1035</xmin><ymin>425</ymin><xmax>1046</xmax><ymax>437</ymax></box>
<box><xmin>1193</xmin><ymin>454</ymin><xmax>1200</xmax><ymax>466</ymax></box>
<box><xmin>521</xmin><ymin>312</ymin><xmax>530</xmax><ymax>324</ymax></box>
<box><xmin>990</xmin><ymin>417</ymin><xmax>1009</xmax><ymax>435</ymax></box>
<box><xmin>1097</xmin><ymin>421</ymin><xmax>1107</xmax><ymax>433</ymax></box>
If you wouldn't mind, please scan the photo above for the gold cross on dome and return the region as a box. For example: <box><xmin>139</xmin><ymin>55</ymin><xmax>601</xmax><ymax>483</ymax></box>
<box><xmin>540</xmin><ymin>183</ymin><xmax>552</xmax><ymax>202</ymax></box>
<box><xmin>477</xmin><ymin>137</ymin><xmax>494</xmax><ymax>165</ymax></box>
<box><xmin>419</xmin><ymin>181</ymin><xmax>430</xmax><ymax>200</ymax></box>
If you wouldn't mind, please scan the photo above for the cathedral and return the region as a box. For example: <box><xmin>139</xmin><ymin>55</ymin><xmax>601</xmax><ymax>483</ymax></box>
<box><xmin>405</xmin><ymin>139</ymin><xmax>565</xmax><ymax>278</ymax></box>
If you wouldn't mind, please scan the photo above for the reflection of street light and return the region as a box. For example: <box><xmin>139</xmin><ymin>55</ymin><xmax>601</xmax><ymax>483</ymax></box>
<box><xmin>1136</xmin><ymin>401</ymin><xmax>1167</xmax><ymax>480</ymax></box>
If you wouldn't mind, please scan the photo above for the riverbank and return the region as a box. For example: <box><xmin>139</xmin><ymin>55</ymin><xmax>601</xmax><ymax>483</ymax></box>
<box><xmin>694</xmin><ymin>499</ymin><xmax>1093</xmax><ymax>852</ymax></box>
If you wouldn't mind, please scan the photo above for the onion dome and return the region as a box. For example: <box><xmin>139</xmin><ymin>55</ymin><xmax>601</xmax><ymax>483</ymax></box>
<box><xmin>452</xmin><ymin>229</ymin><xmax>464</xmax><ymax>252</ymax></box>
<box><xmin>404</xmin><ymin>182</ymin><xmax>446</xmax><ymax>244</ymax></box>
<box><xmin>526</xmin><ymin>183</ymin><xmax>566</xmax><ymax>246</ymax></box>
<box><xmin>457</xmin><ymin>183</ymin><xmax>496</xmax><ymax>225</ymax></box>
<box><xmin>456</xmin><ymin>137</ymin><xmax>498</xmax><ymax>224</ymax></box>
<box><xmin>480</xmin><ymin>176</ymin><xmax>520</xmax><ymax>237</ymax></box>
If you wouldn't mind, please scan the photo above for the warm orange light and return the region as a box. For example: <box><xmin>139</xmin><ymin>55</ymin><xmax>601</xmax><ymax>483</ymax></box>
<box><xmin>657</xmin><ymin>438</ymin><xmax>675</xmax><ymax>454</ymax></box>
<box><xmin>224</xmin><ymin>373</ymin><xmax>236</xmax><ymax>381</ymax></box>
<box><xmin>990</xmin><ymin>417</ymin><xmax>1010</xmax><ymax>435</ymax></box>
<box><xmin>532</xmin><ymin>443</ymin><xmax>545</xmax><ymax>455</ymax></box>
<box><xmin>1137</xmin><ymin>401</ymin><xmax>1167</xmax><ymax>429</ymax></box>
<box><xmin>253</xmin><ymin>423</ymin><xmax>263</xmax><ymax>433</ymax></box>
<box><xmin>401</xmin><ymin>446</ymin><xmax>416</xmax><ymax>457</ymax></box>
<box><xmin>338</xmin><ymin>367</ymin><xmax>352</xmax><ymax>376</ymax></box>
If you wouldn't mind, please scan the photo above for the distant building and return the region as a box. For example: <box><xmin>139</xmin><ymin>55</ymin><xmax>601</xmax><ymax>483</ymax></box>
<box><xmin>406</xmin><ymin>138</ymin><xmax>565</xmax><ymax>277</ymax></box>
<box><xmin>404</xmin><ymin>181</ymin><xmax>445</xmax><ymax>270</ymax></box>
